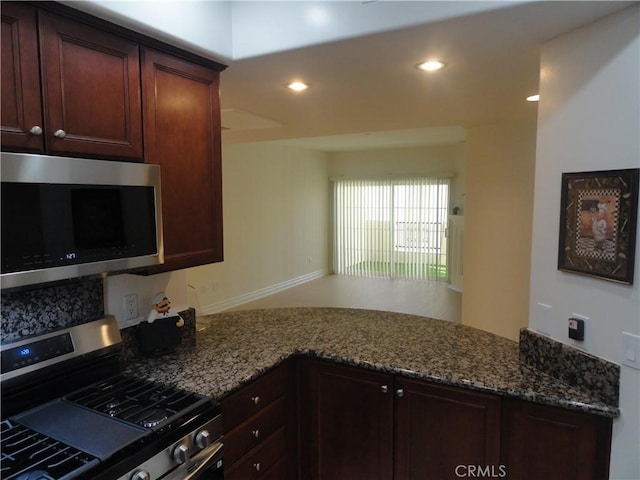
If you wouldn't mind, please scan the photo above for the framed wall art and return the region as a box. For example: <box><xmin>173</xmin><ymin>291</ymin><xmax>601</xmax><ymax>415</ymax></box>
<box><xmin>558</xmin><ymin>168</ymin><xmax>639</xmax><ymax>284</ymax></box>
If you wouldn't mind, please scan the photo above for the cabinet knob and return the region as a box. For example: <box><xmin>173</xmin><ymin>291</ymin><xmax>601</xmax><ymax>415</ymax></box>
<box><xmin>251</xmin><ymin>395</ymin><xmax>260</xmax><ymax>405</ymax></box>
<box><xmin>53</xmin><ymin>129</ymin><xmax>66</xmax><ymax>139</ymax></box>
<box><xmin>29</xmin><ymin>126</ymin><xmax>43</xmax><ymax>136</ymax></box>
<box><xmin>252</xmin><ymin>429</ymin><xmax>260</xmax><ymax>439</ymax></box>
<box><xmin>381</xmin><ymin>385</ymin><xmax>388</xmax><ymax>393</ymax></box>
<box><xmin>396</xmin><ymin>388</ymin><xmax>404</xmax><ymax>398</ymax></box>
<box><xmin>253</xmin><ymin>462</ymin><xmax>261</xmax><ymax>472</ymax></box>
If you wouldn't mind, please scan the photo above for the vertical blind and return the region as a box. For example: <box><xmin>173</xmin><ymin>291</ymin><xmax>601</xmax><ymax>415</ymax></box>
<box><xmin>333</xmin><ymin>177</ymin><xmax>450</xmax><ymax>281</ymax></box>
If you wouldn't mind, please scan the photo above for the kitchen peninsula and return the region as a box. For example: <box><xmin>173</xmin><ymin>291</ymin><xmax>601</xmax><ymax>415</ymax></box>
<box><xmin>125</xmin><ymin>307</ymin><xmax>617</xmax><ymax>480</ymax></box>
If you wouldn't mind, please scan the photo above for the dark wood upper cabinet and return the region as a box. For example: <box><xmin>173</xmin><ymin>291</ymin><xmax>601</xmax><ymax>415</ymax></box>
<box><xmin>2</xmin><ymin>1</ymin><xmax>226</xmax><ymax>273</ymax></box>
<box><xmin>1</xmin><ymin>2</ymin><xmax>44</xmax><ymax>152</ymax></box>
<box><xmin>37</xmin><ymin>11</ymin><xmax>143</xmax><ymax>160</ymax></box>
<box><xmin>141</xmin><ymin>48</ymin><xmax>223</xmax><ymax>271</ymax></box>
<box><xmin>1</xmin><ymin>3</ymin><xmax>143</xmax><ymax>160</ymax></box>
<box><xmin>394</xmin><ymin>378</ymin><xmax>501</xmax><ymax>480</ymax></box>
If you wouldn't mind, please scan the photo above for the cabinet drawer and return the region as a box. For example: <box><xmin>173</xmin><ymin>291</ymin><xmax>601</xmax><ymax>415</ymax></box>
<box><xmin>224</xmin><ymin>396</ymin><xmax>287</xmax><ymax>465</ymax></box>
<box><xmin>222</xmin><ymin>363</ymin><xmax>291</xmax><ymax>431</ymax></box>
<box><xmin>224</xmin><ymin>427</ymin><xmax>287</xmax><ymax>480</ymax></box>
<box><xmin>259</xmin><ymin>457</ymin><xmax>287</xmax><ymax>480</ymax></box>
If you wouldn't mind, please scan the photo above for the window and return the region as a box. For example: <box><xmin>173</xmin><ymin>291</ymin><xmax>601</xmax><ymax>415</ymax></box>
<box><xmin>333</xmin><ymin>177</ymin><xmax>449</xmax><ymax>281</ymax></box>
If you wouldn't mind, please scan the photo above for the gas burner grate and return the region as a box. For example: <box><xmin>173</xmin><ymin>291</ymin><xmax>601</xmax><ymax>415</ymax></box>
<box><xmin>63</xmin><ymin>375</ymin><xmax>209</xmax><ymax>430</ymax></box>
<box><xmin>0</xmin><ymin>420</ymin><xmax>98</xmax><ymax>480</ymax></box>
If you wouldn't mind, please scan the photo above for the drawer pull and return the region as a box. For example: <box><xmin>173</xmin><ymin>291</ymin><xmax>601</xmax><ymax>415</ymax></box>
<box><xmin>254</xmin><ymin>462</ymin><xmax>261</xmax><ymax>472</ymax></box>
<box><xmin>381</xmin><ymin>384</ymin><xmax>388</xmax><ymax>393</ymax></box>
<box><xmin>251</xmin><ymin>395</ymin><xmax>260</xmax><ymax>405</ymax></box>
<box><xmin>252</xmin><ymin>429</ymin><xmax>260</xmax><ymax>439</ymax></box>
<box><xmin>396</xmin><ymin>388</ymin><xmax>405</xmax><ymax>398</ymax></box>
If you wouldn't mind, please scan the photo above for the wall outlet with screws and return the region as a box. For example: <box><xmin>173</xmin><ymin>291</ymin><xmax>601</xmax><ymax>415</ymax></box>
<box><xmin>123</xmin><ymin>294</ymin><xmax>139</xmax><ymax>321</ymax></box>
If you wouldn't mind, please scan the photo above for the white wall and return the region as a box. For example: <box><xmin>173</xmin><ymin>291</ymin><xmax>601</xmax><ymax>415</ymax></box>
<box><xmin>186</xmin><ymin>142</ymin><xmax>330</xmax><ymax>314</ymax></box>
<box><xmin>462</xmin><ymin>120</ymin><xmax>538</xmax><ymax>341</ymax></box>
<box><xmin>529</xmin><ymin>6</ymin><xmax>640</xmax><ymax>479</ymax></box>
<box><xmin>104</xmin><ymin>270</ymin><xmax>189</xmax><ymax>328</ymax></box>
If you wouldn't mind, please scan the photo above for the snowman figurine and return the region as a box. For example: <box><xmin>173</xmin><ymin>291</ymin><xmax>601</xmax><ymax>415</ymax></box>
<box><xmin>147</xmin><ymin>291</ymin><xmax>185</xmax><ymax>327</ymax></box>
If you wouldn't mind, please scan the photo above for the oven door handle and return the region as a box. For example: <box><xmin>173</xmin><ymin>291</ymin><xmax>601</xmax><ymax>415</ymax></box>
<box><xmin>181</xmin><ymin>440</ymin><xmax>223</xmax><ymax>480</ymax></box>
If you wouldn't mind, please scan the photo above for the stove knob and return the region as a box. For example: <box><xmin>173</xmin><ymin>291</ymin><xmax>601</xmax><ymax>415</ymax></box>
<box><xmin>173</xmin><ymin>443</ymin><xmax>190</xmax><ymax>464</ymax></box>
<box><xmin>130</xmin><ymin>470</ymin><xmax>151</xmax><ymax>480</ymax></box>
<box><xmin>195</xmin><ymin>429</ymin><xmax>211</xmax><ymax>449</ymax></box>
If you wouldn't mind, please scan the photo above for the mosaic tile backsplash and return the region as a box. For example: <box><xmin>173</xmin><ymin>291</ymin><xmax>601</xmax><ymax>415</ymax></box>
<box><xmin>519</xmin><ymin>328</ymin><xmax>620</xmax><ymax>406</ymax></box>
<box><xmin>0</xmin><ymin>279</ymin><xmax>104</xmax><ymax>344</ymax></box>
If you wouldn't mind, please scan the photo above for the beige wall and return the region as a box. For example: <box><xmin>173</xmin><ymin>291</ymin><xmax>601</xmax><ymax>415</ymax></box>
<box><xmin>462</xmin><ymin>120</ymin><xmax>537</xmax><ymax>341</ymax></box>
<box><xmin>186</xmin><ymin>142</ymin><xmax>330</xmax><ymax>313</ymax></box>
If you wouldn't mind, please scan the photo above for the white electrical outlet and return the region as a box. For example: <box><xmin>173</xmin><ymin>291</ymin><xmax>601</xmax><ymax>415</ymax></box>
<box><xmin>123</xmin><ymin>294</ymin><xmax>139</xmax><ymax>321</ymax></box>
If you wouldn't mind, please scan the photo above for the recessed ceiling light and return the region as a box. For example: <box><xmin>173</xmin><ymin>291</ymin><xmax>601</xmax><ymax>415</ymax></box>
<box><xmin>287</xmin><ymin>81</ymin><xmax>309</xmax><ymax>92</ymax></box>
<box><xmin>526</xmin><ymin>94</ymin><xmax>540</xmax><ymax>102</ymax></box>
<box><xmin>417</xmin><ymin>60</ymin><xmax>446</xmax><ymax>72</ymax></box>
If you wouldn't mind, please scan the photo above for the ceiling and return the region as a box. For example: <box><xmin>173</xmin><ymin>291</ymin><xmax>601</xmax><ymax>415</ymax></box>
<box><xmin>70</xmin><ymin>1</ymin><xmax>636</xmax><ymax>152</ymax></box>
<box><xmin>217</xmin><ymin>1</ymin><xmax>634</xmax><ymax>151</ymax></box>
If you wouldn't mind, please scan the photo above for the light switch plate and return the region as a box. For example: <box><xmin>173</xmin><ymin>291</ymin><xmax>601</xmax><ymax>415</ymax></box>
<box><xmin>536</xmin><ymin>303</ymin><xmax>553</xmax><ymax>336</ymax></box>
<box><xmin>621</xmin><ymin>332</ymin><xmax>640</xmax><ymax>370</ymax></box>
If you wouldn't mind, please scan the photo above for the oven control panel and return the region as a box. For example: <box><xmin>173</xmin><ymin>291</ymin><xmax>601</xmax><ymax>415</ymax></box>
<box><xmin>1</xmin><ymin>333</ymin><xmax>74</xmax><ymax>374</ymax></box>
<box><xmin>0</xmin><ymin>316</ymin><xmax>120</xmax><ymax>383</ymax></box>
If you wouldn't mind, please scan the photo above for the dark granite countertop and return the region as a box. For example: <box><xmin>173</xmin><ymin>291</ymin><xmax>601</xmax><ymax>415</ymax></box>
<box><xmin>123</xmin><ymin>307</ymin><xmax>619</xmax><ymax>418</ymax></box>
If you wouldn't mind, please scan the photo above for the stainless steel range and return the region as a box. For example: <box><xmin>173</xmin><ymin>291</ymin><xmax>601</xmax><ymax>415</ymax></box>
<box><xmin>0</xmin><ymin>317</ymin><xmax>223</xmax><ymax>480</ymax></box>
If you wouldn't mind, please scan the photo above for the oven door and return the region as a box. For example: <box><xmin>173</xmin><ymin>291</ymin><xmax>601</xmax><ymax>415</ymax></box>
<box><xmin>163</xmin><ymin>440</ymin><xmax>223</xmax><ymax>480</ymax></box>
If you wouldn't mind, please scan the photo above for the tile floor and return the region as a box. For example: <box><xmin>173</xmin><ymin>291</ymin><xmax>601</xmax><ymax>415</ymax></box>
<box><xmin>227</xmin><ymin>274</ymin><xmax>461</xmax><ymax>323</ymax></box>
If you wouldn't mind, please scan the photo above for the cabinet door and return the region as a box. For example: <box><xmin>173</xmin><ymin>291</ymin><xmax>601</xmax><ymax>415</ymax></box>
<box><xmin>1</xmin><ymin>2</ymin><xmax>44</xmax><ymax>152</ymax></box>
<box><xmin>501</xmin><ymin>399</ymin><xmax>612</xmax><ymax>480</ymax></box>
<box><xmin>394</xmin><ymin>377</ymin><xmax>501</xmax><ymax>480</ymax></box>
<box><xmin>38</xmin><ymin>11</ymin><xmax>143</xmax><ymax>160</ymax></box>
<box><xmin>141</xmin><ymin>48</ymin><xmax>223</xmax><ymax>272</ymax></box>
<box><xmin>300</xmin><ymin>359</ymin><xmax>394</xmax><ymax>480</ymax></box>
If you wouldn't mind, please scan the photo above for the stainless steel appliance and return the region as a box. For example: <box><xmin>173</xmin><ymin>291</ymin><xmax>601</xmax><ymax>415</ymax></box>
<box><xmin>0</xmin><ymin>317</ymin><xmax>223</xmax><ymax>480</ymax></box>
<box><xmin>1</xmin><ymin>153</ymin><xmax>164</xmax><ymax>290</ymax></box>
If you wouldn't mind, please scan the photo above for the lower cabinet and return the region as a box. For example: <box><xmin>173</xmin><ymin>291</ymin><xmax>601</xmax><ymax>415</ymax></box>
<box><xmin>222</xmin><ymin>358</ymin><xmax>613</xmax><ymax>480</ymax></box>
<box><xmin>299</xmin><ymin>359</ymin><xmax>394</xmax><ymax>480</ymax></box>
<box><xmin>220</xmin><ymin>360</ymin><xmax>298</xmax><ymax>480</ymax></box>
<box><xmin>501</xmin><ymin>399</ymin><xmax>612</xmax><ymax>480</ymax></box>
<box><xmin>299</xmin><ymin>359</ymin><xmax>501</xmax><ymax>480</ymax></box>
<box><xmin>394</xmin><ymin>377</ymin><xmax>501</xmax><ymax>480</ymax></box>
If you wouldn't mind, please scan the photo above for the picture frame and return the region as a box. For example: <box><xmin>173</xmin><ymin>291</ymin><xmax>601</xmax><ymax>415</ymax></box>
<box><xmin>558</xmin><ymin>168</ymin><xmax>639</xmax><ymax>284</ymax></box>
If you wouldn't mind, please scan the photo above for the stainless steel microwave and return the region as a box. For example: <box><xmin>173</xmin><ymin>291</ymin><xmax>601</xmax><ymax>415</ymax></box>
<box><xmin>1</xmin><ymin>153</ymin><xmax>164</xmax><ymax>289</ymax></box>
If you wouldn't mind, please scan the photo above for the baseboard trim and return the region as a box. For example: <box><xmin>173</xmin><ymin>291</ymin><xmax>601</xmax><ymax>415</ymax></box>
<box><xmin>199</xmin><ymin>269</ymin><xmax>329</xmax><ymax>315</ymax></box>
